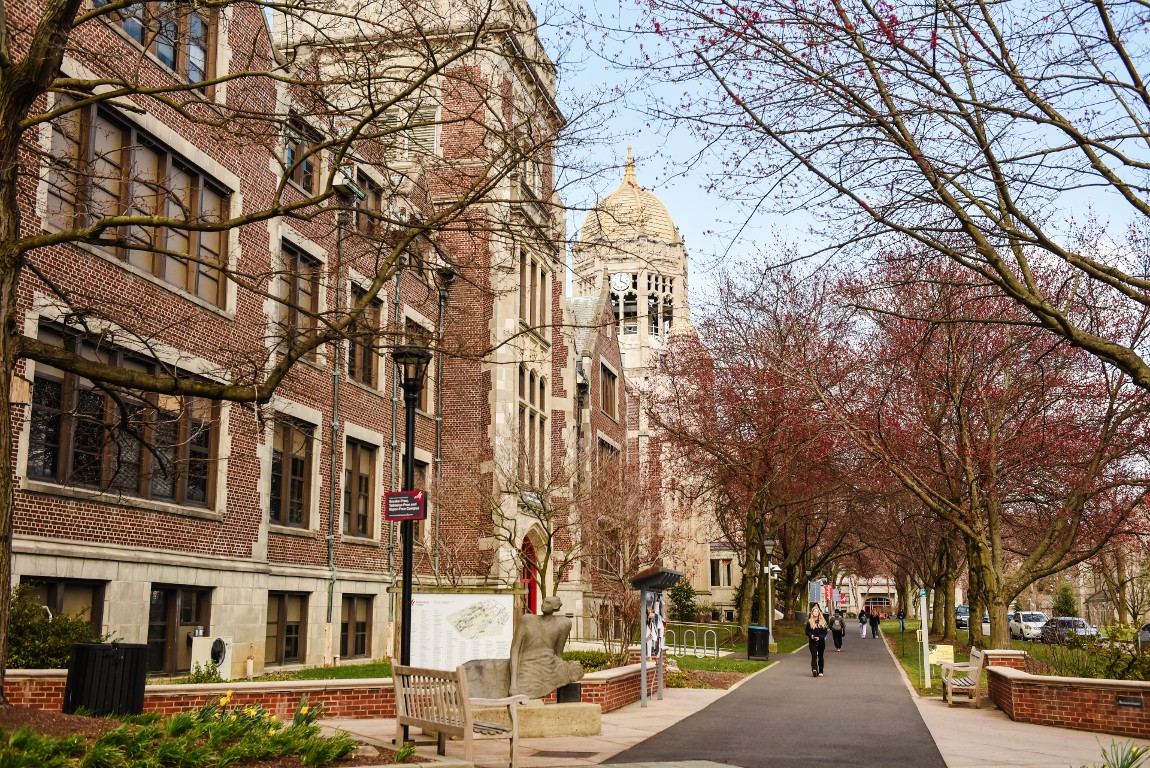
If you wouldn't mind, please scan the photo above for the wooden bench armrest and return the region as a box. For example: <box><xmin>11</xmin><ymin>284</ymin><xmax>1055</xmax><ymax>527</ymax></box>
<box><xmin>470</xmin><ymin>695</ymin><xmax>529</xmax><ymax>707</ymax></box>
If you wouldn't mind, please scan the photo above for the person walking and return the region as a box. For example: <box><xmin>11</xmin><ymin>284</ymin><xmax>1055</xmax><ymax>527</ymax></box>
<box><xmin>897</xmin><ymin>607</ymin><xmax>906</xmax><ymax>633</ymax></box>
<box><xmin>830</xmin><ymin>609</ymin><xmax>846</xmax><ymax>651</ymax></box>
<box><xmin>869</xmin><ymin>608</ymin><xmax>881</xmax><ymax>639</ymax></box>
<box><xmin>806</xmin><ymin>603</ymin><xmax>829</xmax><ymax>676</ymax></box>
<box><xmin>859</xmin><ymin>607</ymin><xmax>869</xmax><ymax>638</ymax></box>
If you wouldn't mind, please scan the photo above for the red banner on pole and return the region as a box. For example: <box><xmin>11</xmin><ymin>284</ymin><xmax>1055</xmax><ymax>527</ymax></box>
<box><xmin>823</xmin><ymin>584</ymin><xmax>833</xmax><ymax>602</ymax></box>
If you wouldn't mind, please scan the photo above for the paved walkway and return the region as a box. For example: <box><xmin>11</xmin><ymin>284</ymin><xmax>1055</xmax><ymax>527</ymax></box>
<box><xmin>323</xmin><ymin>632</ymin><xmax>1150</xmax><ymax>767</ymax></box>
<box><xmin>613</xmin><ymin>630</ymin><xmax>945</xmax><ymax>768</ymax></box>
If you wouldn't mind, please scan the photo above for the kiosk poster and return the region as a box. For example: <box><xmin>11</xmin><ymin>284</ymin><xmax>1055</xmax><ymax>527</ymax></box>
<box><xmin>409</xmin><ymin>593</ymin><xmax>514</xmax><ymax>670</ymax></box>
<box><xmin>644</xmin><ymin>591</ymin><xmax>666</xmax><ymax>658</ymax></box>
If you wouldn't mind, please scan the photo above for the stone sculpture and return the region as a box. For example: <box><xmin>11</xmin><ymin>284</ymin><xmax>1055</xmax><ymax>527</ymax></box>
<box><xmin>509</xmin><ymin>595</ymin><xmax>584</xmax><ymax>698</ymax></box>
<box><xmin>462</xmin><ymin>595</ymin><xmax>583</xmax><ymax>700</ymax></box>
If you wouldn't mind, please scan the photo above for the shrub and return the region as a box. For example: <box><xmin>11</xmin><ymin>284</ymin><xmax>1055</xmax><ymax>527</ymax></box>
<box><xmin>8</xmin><ymin>584</ymin><xmax>100</xmax><ymax>669</ymax></box>
<box><xmin>1053</xmin><ymin>582</ymin><xmax>1078</xmax><ymax>617</ymax></box>
<box><xmin>182</xmin><ymin>662</ymin><xmax>224</xmax><ymax>684</ymax></box>
<box><xmin>667</xmin><ymin>580</ymin><xmax>698</xmax><ymax>623</ymax></box>
<box><xmin>562</xmin><ymin>650</ymin><xmax>617</xmax><ymax>672</ymax></box>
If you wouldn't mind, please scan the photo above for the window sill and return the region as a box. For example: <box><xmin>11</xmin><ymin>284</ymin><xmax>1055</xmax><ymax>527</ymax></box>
<box><xmin>517</xmin><ymin>320</ymin><xmax>552</xmax><ymax>349</ymax></box>
<box><xmin>44</xmin><ymin>233</ymin><xmax>233</xmax><ymax>319</ymax></box>
<box><xmin>341</xmin><ymin>534</ymin><xmax>380</xmax><ymax>548</ymax></box>
<box><xmin>268</xmin><ymin>524</ymin><xmax>316</xmax><ymax>538</ymax></box>
<box><xmin>345</xmin><ymin>377</ymin><xmax>386</xmax><ymax>398</ymax></box>
<box><xmin>21</xmin><ymin>479</ymin><xmax>222</xmax><ymax>521</ymax></box>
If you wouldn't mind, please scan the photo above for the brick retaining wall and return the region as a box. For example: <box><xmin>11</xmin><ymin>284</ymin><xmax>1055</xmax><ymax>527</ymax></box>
<box><xmin>5</xmin><ymin>663</ymin><xmax>659</xmax><ymax>717</ymax></box>
<box><xmin>987</xmin><ymin>665</ymin><xmax>1150</xmax><ymax>739</ymax></box>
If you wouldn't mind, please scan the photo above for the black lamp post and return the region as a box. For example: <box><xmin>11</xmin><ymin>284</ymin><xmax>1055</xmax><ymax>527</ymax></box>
<box><xmin>391</xmin><ymin>345</ymin><xmax>432</xmax><ymax>675</ymax></box>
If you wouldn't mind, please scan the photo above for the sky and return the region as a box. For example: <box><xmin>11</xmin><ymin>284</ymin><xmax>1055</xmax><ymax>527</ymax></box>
<box><xmin>531</xmin><ymin>0</ymin><xmax>772</xmax><ymax>308</ymax></box>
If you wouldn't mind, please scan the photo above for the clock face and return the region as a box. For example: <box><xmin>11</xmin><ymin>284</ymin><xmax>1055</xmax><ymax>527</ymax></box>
<box><xmin>610</xmin><ymin>272</ymin><xmax>631</xmax><ymax>292</ymax></box>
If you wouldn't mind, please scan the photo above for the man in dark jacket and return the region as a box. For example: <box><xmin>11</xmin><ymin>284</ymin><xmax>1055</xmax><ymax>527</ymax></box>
<box><xmin>869</xmin><ymin>608</ymin><xmax>881</xmax><ymax>639</ymax></box>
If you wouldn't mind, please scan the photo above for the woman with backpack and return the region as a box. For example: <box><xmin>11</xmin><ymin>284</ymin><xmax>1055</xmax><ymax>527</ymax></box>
<box><xmin>830</xmin><ymin>610</ymin><xmax>846</xmax><ymax>651</ymax></box>
<box><xmin>859</xmin><ymin>607</ymin><xmax>869</xmax><ymax>638</ymax></box>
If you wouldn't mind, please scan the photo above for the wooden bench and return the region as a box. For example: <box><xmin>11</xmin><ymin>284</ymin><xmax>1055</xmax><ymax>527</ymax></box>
<box><xmin>392</xmin><ymin>664</ymin><xmax>527</xmax><ymax>768</ymax></box>
<box><xmin>940</xmin><ymin>648</ymin><xmax>986</xmax><ymax>707</ymax></box>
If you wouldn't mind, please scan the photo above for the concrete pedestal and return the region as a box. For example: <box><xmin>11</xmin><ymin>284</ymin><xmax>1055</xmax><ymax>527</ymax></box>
<box><xmin>471</xmin><ymin>701</ymin><xmax>602</xmax><ymax>737</ymax></box>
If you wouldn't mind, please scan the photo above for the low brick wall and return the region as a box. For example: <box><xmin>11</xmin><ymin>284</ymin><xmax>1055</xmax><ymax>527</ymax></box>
<box><xmin>987</xmin><ymin>665</ymin><xmax>1150</xmax><ymax>739</ymax></box>
<box><xmin>5</xmin><ymin>670</ymin><xmax>67</xmax><ymax>710</ymax></box>
<box><xmin>579</xmin><ymin>663</ymin><xmax>659</xmax><ymax>713</ymax></box>
<box><xmin>983</xmin><ymin>649</ymin><xmax>1027</xmax><ymax>671</ymax></box>
<box><xmin>6</xmin><ymin>663</ymin><xmax>657</xmax><ymax>717</ymax></box>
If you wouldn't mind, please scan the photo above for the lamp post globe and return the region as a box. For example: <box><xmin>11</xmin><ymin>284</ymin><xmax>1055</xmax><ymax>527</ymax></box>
<box><xmin>763</xmin><ymin>539</ymin><xmax>776</xmax><ymax>649</ymax></box>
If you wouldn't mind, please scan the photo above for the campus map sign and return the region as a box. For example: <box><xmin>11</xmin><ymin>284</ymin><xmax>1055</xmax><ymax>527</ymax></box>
<box><xmin>409</xmin><ymin>592</ymin><xmax>515</xmax><ymax>670</ymax></box>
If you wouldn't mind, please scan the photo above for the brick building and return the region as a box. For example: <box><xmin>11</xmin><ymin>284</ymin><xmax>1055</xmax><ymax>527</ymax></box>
<box><xmin>8</xmin><ymin>0</ymin><xmax>651</xmax><ymax>677</ymax></box>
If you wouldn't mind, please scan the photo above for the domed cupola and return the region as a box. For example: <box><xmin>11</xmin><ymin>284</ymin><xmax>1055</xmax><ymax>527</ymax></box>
<box><xmin>578</xmin><ymin>146</ymin><xmax>682</xmax><ymax>245</ymax></box>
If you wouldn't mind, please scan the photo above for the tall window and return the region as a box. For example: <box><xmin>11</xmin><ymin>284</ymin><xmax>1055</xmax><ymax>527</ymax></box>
<box><xmin>355</xmin><ymin>174</ymin><xmax>382</xmax><ymax>235</ymax></box>
<box><xmin>27</xmin><ymin>324</ymin><xmax>217</xmax><ymax>505</ymax></box>
<box><xmin>266</xmin><ymin>592</ymin><xmax>307</xmax><ymax>665</ymax></box>
<box><xmin>281</xmin><ymin>244</ymin><xmax>320</xmax><ymax>355</ymax></box>
<box><xmin>340</xmin><ymin>594</ymin><xmax>371</xmax><ymax>660</ymax></box>
<box><xmin>46</xmin><ymin>103</ymin><xmax>229</xmax><ymax>305</ymax></box>
<box><xmin>147</xmin><ymin>586</ymin><xmax>211</xmax><ymax>674</ymax></box>
<box><xmin>404</xmin><ymin>319</ymin><xmax>433</xmax><ymax>412</ymax></box>
<box><xmin>600</xmin><ymin>364</ymin><xmax>618</xmax><ymax>421</ymax></box>
<box><xmin>348</xmin><ymin>288</ymin><xmax>381</xmax><ymax>387</ymax></box>
<box><xmin>518</xmin><ymin>252</ymin><xmax>549</xmax><ymax>332</ymax></box>
<box><xmin>284</xmin><ymin>121</ymin><xmax>319</xmax><ymax>192</ymax></box>
<box><xmin>517</xmin><ymin>366</ymin><xmax>547</xmax><ymax>486</ymax></box>
<box><xmin>710</xmin><ymin>559</ymin><xmax>733</xmax><ymax>588</ymax></box>
<box><xmin>343</xmin><ymin>439</ymin><xmax>375</xmax><ymax>537</ymax></box>
<box><xmin>96</xmin><ymin>1</ymin><xmax>216</xmax><ymax>85</ymax></box>
<box><xmin>270</xmin><ymin>418</ymin><xmax>313</xmax><ymax>528</ymax></box>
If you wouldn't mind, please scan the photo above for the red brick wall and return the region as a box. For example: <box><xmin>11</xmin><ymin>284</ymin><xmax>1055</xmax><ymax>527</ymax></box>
<box><xmin>987</xmin><ymin>666</ymin><xmax>1150</xmax><ymax>739</ymax></box>
<box><xmin>5</xmin><ymin>666</ymin><xmax>657</xmax><ymax>718</ymax></box>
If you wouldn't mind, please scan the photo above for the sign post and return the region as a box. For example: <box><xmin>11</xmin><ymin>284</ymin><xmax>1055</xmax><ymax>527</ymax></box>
<box><xmin>920</xmin><ymin>587</ymin><xmax>930</xmax><ymax>688</ymax></box>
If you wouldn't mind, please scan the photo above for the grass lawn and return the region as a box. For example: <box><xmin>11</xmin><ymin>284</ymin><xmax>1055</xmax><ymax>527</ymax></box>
<box><xmin>883</xmin><ymin>619</ymin><xmax>972</xmax><ymax>696</ymax></box>
<box><xmin>673</xmin><ymin>655</ymin><xmax>771</xmax><ymax>674</ymax></box>
<box><xmin>256</xmin><ymin>659</ymin><xmax>392</xmax><ymax>682</ymax></box>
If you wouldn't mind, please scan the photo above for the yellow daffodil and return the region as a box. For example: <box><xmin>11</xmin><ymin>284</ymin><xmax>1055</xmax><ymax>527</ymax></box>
<box><xmin>299</xmin><ymin>706</ymin><xmax>309</xmax><ymax>715</ymax></box>
<box><xmin>229</xmin><ymin>714</ymin><xmax>237</xmax><ymax>721</ymax></box>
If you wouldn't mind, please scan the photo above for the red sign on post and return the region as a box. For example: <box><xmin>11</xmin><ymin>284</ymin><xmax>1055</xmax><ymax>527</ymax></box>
<box><xmin>385</xmin><ymin>490</ymin><xmax>426</xmax><ymax>521</ymax></box>
<box><xmin>823</xmin><ymin>584</ymin><xmax>833</xmax><ymax>603</ymax></box>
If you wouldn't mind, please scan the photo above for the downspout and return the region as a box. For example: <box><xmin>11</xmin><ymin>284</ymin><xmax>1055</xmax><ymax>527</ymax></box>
<box><xmin>388</xmin><ymin>261</ymin><xmax>404</xmax><ymax>639</ymax></box>
<box><xmin>433</xmin><ymin>268</ymin><xmax>455</xmax><ymax>577</ymax></box>
<box><xmin>326</xmin><ymin>212</ymin><xmax>349</xmax><ymax>666</ymax></box>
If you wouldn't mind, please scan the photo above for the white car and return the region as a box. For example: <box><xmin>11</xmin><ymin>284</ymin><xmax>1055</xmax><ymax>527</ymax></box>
<box><xmin>1009</xmin><ymin>611</ymin><xmax>1049</xmax><ymax>641</ymax></box>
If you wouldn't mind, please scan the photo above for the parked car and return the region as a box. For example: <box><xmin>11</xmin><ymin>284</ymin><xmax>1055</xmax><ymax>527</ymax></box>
<box><xmin>1137</xmin><ymin>622</ymin><xmax>1150</xmax><ymax>650</ymax></box>
<box><xmin>1039</xmin><ymin>617</ymin><xmax>1100</xmax><ymax>644</ymax></box>
<box><xmin>1009</xmin><ymin>611</ymin><xmax>1049</xmax><ymax>641</ymax></box>
<box><xmin>955</xmin><ymin>604</ymin><xmax>969</xmax><ymax>629</ymax></box>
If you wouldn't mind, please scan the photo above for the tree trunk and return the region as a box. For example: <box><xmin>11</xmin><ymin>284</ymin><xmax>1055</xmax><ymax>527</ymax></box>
<box><xmin>0</xmin><ymin>132</ymin><xmax>24</xmax><ymax>705</ymax></box>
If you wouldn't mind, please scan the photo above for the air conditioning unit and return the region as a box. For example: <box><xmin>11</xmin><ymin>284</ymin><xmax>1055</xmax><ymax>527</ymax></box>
<box><xmin>334</xmin><ymin>162</ymin><xmax>366</xmax><ymax>200</ymax></box>
<box><xmin>190</xmin><ymin>636</ymin><xmax>234</xmax><ymax>680</ymax></box>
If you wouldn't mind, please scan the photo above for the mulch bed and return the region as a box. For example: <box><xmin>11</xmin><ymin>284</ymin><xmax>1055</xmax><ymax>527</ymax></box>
<box><xmin>678</xmin><ymin>670</ymin><xmax>747</xmax><ymax>689</ymax></box>
<box><xmin>0</xmin><ymin>707</ymin><xmax>426</xmax><ymax>767</ymax></box>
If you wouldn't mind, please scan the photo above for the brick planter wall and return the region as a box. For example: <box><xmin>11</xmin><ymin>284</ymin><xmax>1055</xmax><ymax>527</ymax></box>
<box><xmin>579</xmin><ymin>663</ymin><xmax>659</xmax><ymax>713</ymax></box>
<box><xmin>987</xmin><ymin>665</ymin><xmax>1150</xmax><ymax>739</ymax></box>
<box><xmin>983</xmin><ymin>649</ymin><xmax>1027</xmax><ymax>670</ymax></box>
<box><xmin>6</xmin><ymin>664</ymin><xmax>657</xmax><ymax>717</ymax></box>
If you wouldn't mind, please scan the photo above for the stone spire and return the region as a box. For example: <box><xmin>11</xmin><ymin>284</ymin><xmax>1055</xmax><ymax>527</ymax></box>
<box><xmin>624</xmin><ymin>143</ymin><xmax>636</xmax><ymax>185</ymax></box>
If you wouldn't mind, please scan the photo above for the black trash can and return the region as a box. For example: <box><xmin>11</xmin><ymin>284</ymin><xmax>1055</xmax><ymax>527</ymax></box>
<box><xmin>747</xmin><ymin>625</ymin><xmax>770</xmax><ymax>660</ymax></box>
<box><xmin>63</xmin><ymin>642</ymin><xmax>148</xmax><ymax>716</ymax></box>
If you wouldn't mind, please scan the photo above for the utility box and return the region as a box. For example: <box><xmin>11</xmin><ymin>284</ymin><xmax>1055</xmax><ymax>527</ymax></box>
<box><xmin>190</xmin><ymin>636</ymin><xmax>233</xmax><ymax>680</ymax></box>
<box><xmin>63</xmin><ymin>643</ymin><xmax>148</xmax><ymax>716</ymax></box>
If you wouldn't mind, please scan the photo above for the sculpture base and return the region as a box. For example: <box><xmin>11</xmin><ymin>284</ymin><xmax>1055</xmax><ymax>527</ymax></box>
<box><xmin>471</xmin><ymin>701</ymin><xmax>601</xmax><ymax>737</ymax></box>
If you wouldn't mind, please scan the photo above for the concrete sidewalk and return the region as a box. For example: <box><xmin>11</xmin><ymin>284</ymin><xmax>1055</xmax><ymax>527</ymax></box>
<box><xmin>323</xmin><ymin>641</ymin><xmax>1150</xmax><ymax>768</ymax></box>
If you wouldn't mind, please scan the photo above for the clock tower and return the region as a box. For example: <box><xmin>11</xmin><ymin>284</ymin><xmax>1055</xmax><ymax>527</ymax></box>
<box><xmin>572</xmin><ymin>145</ymin><xmax>691</xmax><ymax>376</ymax></box>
